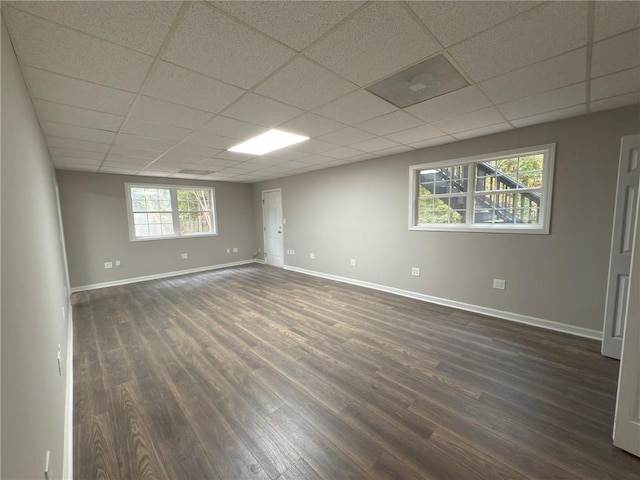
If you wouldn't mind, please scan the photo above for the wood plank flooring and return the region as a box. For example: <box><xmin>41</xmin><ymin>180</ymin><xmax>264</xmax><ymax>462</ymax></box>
<box><xmin>72</xmin><ymin>264</ymin><xmax>640</xmax><ymax>480</ymax></box>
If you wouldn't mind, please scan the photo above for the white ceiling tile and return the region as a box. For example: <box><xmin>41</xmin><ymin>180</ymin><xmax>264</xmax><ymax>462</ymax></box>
<box><xmin>103</xmin><ymin>155</ymin><xmax>152</xmax><ymax>166</ymax></box>
<box><xmin>405</xmin><ymin>86</ymin><xmax>491</xmax><ymax>123</ymax></box>
<box><xmin>113</xmin><ymin>134</ymin><xmax>175</xmax><ymax>152</ymax></box>
<box><xmin>385</xmin><ymin>124</ymin><xmax>445</xmax><ymax>145</ymax></box>
<box><xmin>350</xmin><ymin>137</ymin><xmax>401</xmax><ymax>153</ymax></box>
<box><xmin>41</xmin><ymin>121</ymin><xmax>116</xmax><ymax>144</ymax></box>
<box><xmin>434</xmin><ymin>107</ymin><xmax>505</xmax><ymax>134</ymax></box>
<box><xmin>194</xmin><ymin>158</ymin><xmax>240</xmax><ymax>169</ymax></box>
<box><xmin>291</xmin><ymin>139</ymin><xmax>337</xmax><ymax>155</ymax></box>
<box><xmin>375</xmin><ymin>145</ymin><xmax>415</xmax><ymax>157</ymax></box>
<box><xmin>151</xmin><ymin>156</ymin><xmax>201</xmax><ymax>168</ymax></box>
<box><xmin>33</xmin><ymin>99</ymin><xmax>123</xmax><ymax>131</ymax></box>
<box><xmin>168</xmin><ymin>172</ymin><xmax>205</xmax><ymax>180</ymax></box>
<box><xmin>100</xmin><ymin>166</ymin><xmax>141</xmax><ymax>175</ymax></box>
<box><xmin>7</xmin><ymin>1</ymin><xmax>181</xmax><ymax>55</ymax></box>
<box><xmin>3</xmin><ymin>6</ymin><xmax>153</xmax><ymax>91</ymax></box>
<box><xmin>54</xmin><ymin>163</ymin><xmax>99</xmax><ymax>173</ymax></box>
<box><xmin>314</xmin><ymin>90</ymin><xmax>396</xmax><ymax>125</ymax></box>
<box><xmin>222</xmin><ymin>94</ymin><xmax>303</xmax><ymax>126</ymax></box>
<box><xmin>49</xmin><ymin>148</ymin><xmax>105</xmax><ymax>161</ymax></box>
<box><xmin>592</xmin><ymin>29</ymin><xmax>640</xmax><ymax>78</ymax></box>
<box><xmin>46</xmin><ymin>136</ymin><xmax>110</xmax><ymax>153</ymax></box>
<box><xmin>161</xmin><ymin>143</ymin><xmax>223</xmax><ymax>160</ymax></box>
<box><xmin>243</xmin><ymin>157</ymin><xmax>288</xmax><ymax>168</ymax></box>
<box><xmin>448</xmin><ymin>2</ymin><xmax>588</xmax><ymax>82</ymax></box>
<box><xmin>136</xmin><ymin>170</ymin><xmax>177</xmax><ymax>177</ymax></box>
<box><xmin>478</xmin><ymin>49</ymin><xmax>587</xmax><ymax>104</ymax></box>
<box><xmin>25</xmin><ymin>67</ymin><xmax>135</xmax><ymax>115</ymax></box>
<box><xmin>498</xmin><ymin>83</ymin><xmax>586</xmax><ymax>120</ymax></box>
<box><xmin>342</xmin><ymin>153</ymin><xmax>377</xmax><ymax>163</ymax></box>
<box><xmin>121</xmin><ymin>118</ymin><xmax>191</xmax><ymax>142</ymax></box>
<box><xmin>143</xmin><ymin>62</ymin><xmax>245</xmax><ymax>113</ymax></box>
<box><xmin>305</xmin><ymin>2</ymin><xmax>440</xmax><ymax>86</ymax></box>
<box><xmin>199</xmin><ymin>116</ymin><xmax>266</xmax><ymax>140</ymax></box>
<box><xmin>317</xmin><ymin>127</ymin><xmax>375</xmax><ymax>146</ymax></box>
<box><xmin>279</xmin><ymin>113</ymin><xmax>344</xmax><ymax>138</ymax></box>
<box><xmin>255</xmin><ymin>57</ymin><xmax>357</xmax><ymax>110</ymax></box>
<box><xmin>409</xmin><ymin>136</ymin><xmax>456</xmax><ymax>150</ymax></box>
<box><xmin>163</xmin><ymin>2</ymin><xmax>294</xmax><ymax>89</ymax></box>
<box><xmin>356</xmin><ymin>111</ymin><xmax>423</xmax><ymax>136</ymax></box>
<box><xmin>212</xmin><ymin>1</ymin><xmax>362</xmax><ymax>51</ymax></box>
<box><xmin>322</xmin><ymin>147</ymin><xmax>364</xmax><ymax>159</ymax></box>
<box><xmin>300</xmin><ymin>154</ymin><xmax>340</xmax><ymax>165</ymax></box>
<box><xmin>590</xmin><ymin>92</ymin><xmax>640</xmax><ymax>112</ymax></box>
<box><xmin>594</xmin><ymin>1</ymin><xmax>640</xmax><ymax>41</ymax></box>
<box><xmin>130</xmin><ymin>96</ymin><xmax>213</xmax><ymax>130</ymax></box>
<box><xmin>210</xmin><ymin>150</ymin><xmax>259</xmax><ymax>162</ymax></box>
<box><xmin>408</xmin><ymin>1</ymin><xmax>539</xmax><ymax>47</ymax></box>
<box><xmin>591</xmin><ymin>67</ymin><xmax>640</xmax><ymax>101</ymax></box>
<box><xmin>510</xmin><ymin>105</ymin><xmax>587</xmax><ymax>128</ymax></box>
<box><xmin>274</xmin><ymin>160</ymin><xmax>311</xmax><ymax>170</ymax></box>
<box><xmin>184</xmin><ymin>131</ymin><xmax>238</xmax><ymax>150</ymax></box>
<box><xmin>452</xmin><ymin>123</ymin><xmax>514</xmax><ymax>140</ymax></box>
<box><xmin>109</xmin><ymin>145</ymin><xmax>162</xmax><ymax>160</ymax></box>
<box><xmin>261</xmin><ymin>148</ymin><xmax>311</xmax><ymax>161</ymax></box>
<box><xmin>51</xmin><ymin>156</ymin><xmax>102</xmax><ymax>166</ymax></box>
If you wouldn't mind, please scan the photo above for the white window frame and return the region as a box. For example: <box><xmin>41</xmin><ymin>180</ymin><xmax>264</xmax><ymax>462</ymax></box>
<box><xmin>409</xmin><ymin>144</ymin><xmax>555</xmax><ymax>234</ymax></box>
<box><xmin>125</xmin><ymin>183</ymin><xmax>218</xmax><ymax>241</ymax></box>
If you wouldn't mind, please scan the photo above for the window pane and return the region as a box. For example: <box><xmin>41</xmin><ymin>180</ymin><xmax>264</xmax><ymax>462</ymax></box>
<box><xmin>129</xmin><ymin>184</ymin><xmax>216</xmax><ymax>239</ymax></box>
<box><xmin>133</xmin><ymin>212</ymin><xmax>147</xmax><ymax>225</ymax></box>
<box><xmin>135</xmin><ymin>224</ymin><xmax>149</xmax><ymax>237</ymax></box>
<box><xmin>179</xmin><ymin>211</ymin><xmax>212</xmax><ymax>234</ymax></box>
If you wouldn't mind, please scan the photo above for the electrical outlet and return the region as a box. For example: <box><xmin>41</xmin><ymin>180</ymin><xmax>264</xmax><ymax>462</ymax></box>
<box><xmin>291</xmin><ymin>249</ymin><xmax>295</xmax><ymax>255</ymax></box>
<box><xmin>115</xmin><ymin>260</ymin><xmax>121</xmax><ymax>267</ymax></box>
<box><xmin>493</xmin><ymin>278</ymin><xmax>506</xmax><ymax>290</ymax></box>
<box><xmin>310</xmin><ymin>253</ymin><xmax>315</xmax><ymax>259</ymax></box>
<box><xmin>411</xmin><ymin>267</ymin><xmax>420</xmax><ymax>276</ymax></box>
<box><xmin>350</xmin><ymin>258</ymin><xmax>357</xmax><ymax>267</ymax></box>
<box><xmin>104</xmin><ymin>261</ymin><xmax>113</xmax><ymax>269</ymax></box>
<box><xmin>181</xmin><ymin>253</ymin><xmax>188</xmax><ymax>259</ymax></box>
<box><xmin>233</xmin><ymin>247</ymin><xmax>238</xmax><ymax>253</ymax></box>
<box><xmin>226</xmin><ymin>248</ymin><xmax>230</xmax><ymax>253</ymax></box>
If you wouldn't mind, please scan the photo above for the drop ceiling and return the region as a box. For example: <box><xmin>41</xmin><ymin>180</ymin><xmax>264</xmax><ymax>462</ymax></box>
<box><xmin>2</xmin><ymin>1</ymin><xmax>639</xmax><ymax>183</ymax></box>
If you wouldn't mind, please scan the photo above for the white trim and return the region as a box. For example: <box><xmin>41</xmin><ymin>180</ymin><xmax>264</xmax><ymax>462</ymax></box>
<box><xmin>284</xmin><ymin>265</ymin><xmax>602</xmax><ymax>341</ymax></box>
<box><xmin>124</xmin><ymin>182</ymin><xmax>218</xmax><ymax>241</ymax></box>
<box><xmin>409</xmin><ymin>143</ymin><xmax>555</xmax><ymax>234</ymax></box>
<box><xmin>70</xmin><ymin>260</ymin><xmax>257</xmax><ymax>293</ymax></box>
<box><xmin>62</xmin><ymin>305</ymin><xmax>73</xmax><ymax>480</ymax></box>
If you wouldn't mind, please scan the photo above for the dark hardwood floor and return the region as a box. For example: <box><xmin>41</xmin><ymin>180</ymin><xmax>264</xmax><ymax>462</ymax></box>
<box><xmin>72</xmin><ymin>264</ymin><xmax>640</xmax><ymax>480</ymax></box>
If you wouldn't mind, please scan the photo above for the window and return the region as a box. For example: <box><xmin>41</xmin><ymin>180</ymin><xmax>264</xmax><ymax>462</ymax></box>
<box><xmin>409</xmin><ymin>144</ymin><xmax>555</xmax><ymax>233</ymax></box>
<box><xmin>125</xmin><ymin>183</ymin><xmax>216</xmax><ymax>240</ymax></box>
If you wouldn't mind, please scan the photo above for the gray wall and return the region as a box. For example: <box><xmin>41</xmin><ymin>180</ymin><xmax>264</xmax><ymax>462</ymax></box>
<box><xmin>1</xmin><ymin>17</ymin><xmax>70</xmax><ymax>479</ymax></box>
<box><xmin>58</xmin><ymin>171</ymin><xmax>257</xmax><ymax>288</ymax></box>
<box><xmin>253</xmin><ymin>106</ymin><xmax>640</xmax><ymax>333</ymax></box>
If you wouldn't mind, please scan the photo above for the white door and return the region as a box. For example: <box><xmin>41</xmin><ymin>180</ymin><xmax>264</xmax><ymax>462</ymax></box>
<box><xmin>262</xmin><ymin>189</ymin><xmax>284</xmax><ymax>267</ymax></box>
<box><xmin>613</xmin><ymin>184</ymin><xmax>640</xmax><ymax>457</ymax></box>
<box><xmin>603</xmin><ymin>134</ymin><xmax>640</xmax><ymax>359</ymax></box>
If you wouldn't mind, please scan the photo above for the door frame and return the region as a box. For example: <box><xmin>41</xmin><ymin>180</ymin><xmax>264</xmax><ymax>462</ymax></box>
<box><xmin>262</xmin><ymin>188</ymin><xmax>284</xmax><ymax>267</ymax></box>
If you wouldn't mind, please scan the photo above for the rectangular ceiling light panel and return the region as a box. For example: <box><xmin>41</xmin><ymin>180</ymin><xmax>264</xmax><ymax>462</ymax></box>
<box><xmin>228</xmin><ymin>129</ymin><xmax>309</xmax><ymax>155</ymax></box>
<box><xmin>366</xmin><ymin>54</ymin><xmax>469</xmax><ymax>108</ymax></box>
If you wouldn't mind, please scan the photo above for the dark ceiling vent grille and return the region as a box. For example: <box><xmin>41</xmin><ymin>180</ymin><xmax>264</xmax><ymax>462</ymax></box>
<box><xmin>366</xmin><ymin>54</ymin><xmax>469</xmax><ymax>109</ymax></box>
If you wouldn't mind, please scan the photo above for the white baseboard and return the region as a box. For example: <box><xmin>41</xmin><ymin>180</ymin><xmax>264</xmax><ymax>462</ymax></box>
<box><xmin>284</xmin><ymin>265</ymin><xmax>602</xmax><ymax>341</ymax></box>
<box><xmin>70</xmin><ymin>259</ymin><xmax>258</xmax><ymax>293</ymax></box>
<box><xmin>62</xmin><ymin>303</ymin><xmax>73</xmax><ymax>480</ymax></box>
